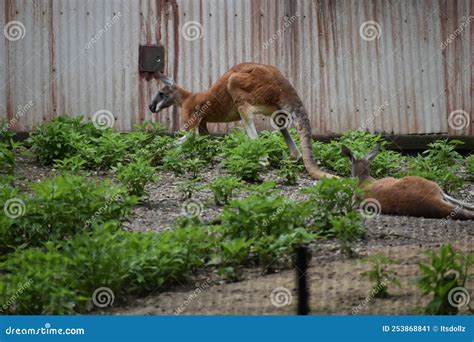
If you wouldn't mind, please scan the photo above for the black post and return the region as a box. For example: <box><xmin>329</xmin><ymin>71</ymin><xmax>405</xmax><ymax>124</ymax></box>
<box><xmin>295</xmin><ymin>245</ymin><xmax>310</xmax><ymax>315</ymax></box>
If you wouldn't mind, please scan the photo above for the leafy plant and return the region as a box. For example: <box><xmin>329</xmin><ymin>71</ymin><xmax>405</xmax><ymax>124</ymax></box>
<box><xmin>222</xmin><ymin>136</ymin><xmax>267</xmax><ymax>182</ymax></box>
<box><xmin>331</xmin><ymin>211</ymin><xmax>365</xmax><ymax>257</ymax></box>
<box><xmin>423</xmin><ymin>139</ymin><xmax>463</xmax><ymax>166</ymax></box>
<box><xmin>278</xmin><ymin>159</ymin><xmax>303</xmax><ymax>185</ymax></box>
<box><xmin>361</xmin><ymin>254</ymin><xmax>400</xmax><ymax>298</ymax></box>
<box><xmin>0</xmin><ymin>142</ymin><xmax>16</xmax><ymax>175</ymax></box>
<box><xmin>79</xmin><ymin>131</ymin><xmax>129</xmax><ymax>169</ymax></box>
<box><xmin>174</xmin><ymin>131</ymin><xmax>222</xmax><ymax>162</ymax></box>
<box><xmin>405</xmin><ymin>156</ymin><xmax>463</xmax><ymax>192</ymax></box>
<box><xmin>220</xmin><ymin>190</ymin><xmax>312</xmax><ymax>239</ymax></box>
<box><xmin>176</xmin><ymin>178</ymin><xmax>201</xmax><ymax>200</ymax></box>
<box><xmin>116</xmin><ymin>158</ymin><xmax>157</xmax><ymax>198</ymax></box>
<box><xmin>466</xmin><ymin>154</ymin><xmax>474</xmax><ymax>179</ymax></box>
<box><xmin>417</xmin><ymin>244</ymin><xmax>473</xmax><ymax>315</ymax></box>
<box><xmin>1</xmin><ymin>175</ymin><xmax>135</xmax><ymax>250</ymax></box>
<box><xmin>186</xmin><ymin>158</ymin><xmax>206</xmax><ymax>178</ymax></box>
<box><xmin>132</xmin><ymin>120</ymin><xmax>166</xmax><ymax>136</ymax></box>
<box><xmin>207</xmin><ymin>176</ymin><xmax>242</xmax><ymax>205</ymax></box>
<box><xmin>0</xmin><ymin>243</ymin><xmax>79</xmax><ymax>314</ymax></box>
<box><xmin>259</xmin><ymin>131</ymin><xmax>288</xmax><ymax>167</ymax></box>
<box><xmin>302</xmin><ymin>177</ymin><xmax>364</xmax><ymax>233</ymax></box>
<box><xmin>312</xmin><ymin>131</ymin><xmax>402</xmax><ymax>177</ymax></box>
<box><xmin>0</xmin><ymin>222</ymin><xmax>217</xmax><ymax>314</ymax></box>
<box><xmin>403</xmin><ymin>139</ymin><xmax>465</xmax><ymax>192</ymax></box>
<box><xmin>53</xmin><ymin>155</ymin><xmax>87</xmax><ymax>174</ymax></box>
<box><xmin>28</xmin><ymin>116</ymin><xmax>92</xmax><ymax>164</ymax></box>
<box><xmin>139</xmin><ymin>135</ymin><xmax>173</xmax><ymax>166</ymax></box>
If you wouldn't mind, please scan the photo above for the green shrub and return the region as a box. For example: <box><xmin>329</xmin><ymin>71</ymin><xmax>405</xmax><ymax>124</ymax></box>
<box><xmin>0</xmin><ymin>142</ymin><xmax>15</xmax><ymax>175</ymax></box>
<box><xmin>28</xmin><ymin>116</ymin><xmax>93</xmax><ymax>164</ymax></box>
<box><xmin>176</xmin><ymin>178</ymin><xmax>201</xmax><ymax>200</ymax></box>
<box><xmin>220</xmin><ymin>189</ymin><xmax>312</xmax><ymax>239</ymax></box>
<box><xmin>139</xmin><ymin>135</ymin><xmax>173</xmax><ymax>166</ymax></box>
<box><xmin>403</xmin><ymin>139</ymin><xmax>464</xmax><ymax>192</ymax></box>
<box><xmin>252</xmin><ymin>228</ymin><xmax>316</xmax><ymax>272</ymax></box>
<box><xmin>466</xmin><ymin>154</ymin><xmax>474</xmax><ymax>178</ymax></box>
<box><xmin>0</xmin><ymin>223</ymin><xmax>217</xmax><ymax>314</ymax></box>
<box><xmin>259</xmin><ymin>131</ymin><xmax>288</xmax><ymax>167</ymax></box>
<box><xmin>1</xmin><ymin>175</ymin><xmax>135</xmax><ymax>250</ymax></box>
<box><xmin>0</xmin><ymin>243</ymin><xmax>79</xmax><ymax>314</ymax></box>
<box><xmin>116</xmin><ymin>158</ymin><xmax>157</xmax><ymax>198</ymax></box>
<box><xmin>278</xmin><ymin>159</ymin><xmax>304</xmax><ymax>185</ymax></box>
<box><xmin>417</xmin><ymin>244</ymin><xmax>473</xmax><ymax>315</ymax></box>
<box><xmin>222</xmin><ymin>136</ymin><xmax>267</xmax><ymax>182</ymax></box>
<box><xmin>53</xmin><ymin>155</ymin><xmax>87</xmax><ymax>174</ymax></box>
<box><xmin>331</xmin><ymin>211</ymin><xmax>365</xmax><ymax>257</ymax></box>
<box><xmin>312</xmin><ymin>131</ymin><xmax>402</xmax><ymax>177</ymax></box>
<box><xmin>423</xmin><ymin>139</ymin><xmax>463</xmax><ymax>166</ymax></box>
<box><xmin>0</xmin><ymin>124</ymin><xmax>16</xmax><ymax>145</ymax></box>
<box><xmin>303</xmin><ymin>177</ymin><xmax>363</xmax><ymax>233</ymax></box>
<box><xmin>78</xmin><ymin>131</ymin><xmax>129</xmax><ymax>169</ymax></box>
<box><xmin>207</xmin><ymin>176</ymin><xmax>242</xmax><ymax>205</ymax></box>
<box><xmin>174</xmin><ymin>132</ymin><xmax>222</xmax><ymax>162</ymax></box>
<box><xmin>361</xmin><ymin>254</ymin><xmax>400</xmax><ymax>298</ymax></box>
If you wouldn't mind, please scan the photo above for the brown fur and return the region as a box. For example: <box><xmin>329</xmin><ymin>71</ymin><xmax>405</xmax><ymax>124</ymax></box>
<box><xmin>341</xmin><ymin>144</ymin><xmax>474</xmax><ymax>220</ymax></box>
<box><xmin>149</xmin><ymin>63</ymin><xmax>336</xmax><ymax>180</ymax></box>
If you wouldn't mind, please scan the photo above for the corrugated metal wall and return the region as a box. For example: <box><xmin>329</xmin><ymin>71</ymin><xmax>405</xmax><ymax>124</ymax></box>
<box><xmin>1</xmin><ymin>0</ymin><xmax>472</xmax><ymax>135</ymax></box>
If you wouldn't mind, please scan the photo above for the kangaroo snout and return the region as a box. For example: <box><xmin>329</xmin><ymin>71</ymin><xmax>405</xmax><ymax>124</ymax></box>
<box><xmin>149</xmin><ymin>102</ymin><xmax>157</xmax><ymax>113</ymax></box>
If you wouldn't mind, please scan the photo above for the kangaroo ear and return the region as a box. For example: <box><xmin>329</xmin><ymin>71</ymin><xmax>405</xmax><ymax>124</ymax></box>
<box><xmin>341</xmin><ymin>145</ymin><xmax>355</xmax><ymax>162</ymax></box>
<box><xmin>365</xmin><ymin>143</ymin><xmax>381</xmax><ymax>161</ymax></box>
<box><xmin>158</xmin><ymin>72</ymin><xmax>175</xmax><ymax>87</ymax></box>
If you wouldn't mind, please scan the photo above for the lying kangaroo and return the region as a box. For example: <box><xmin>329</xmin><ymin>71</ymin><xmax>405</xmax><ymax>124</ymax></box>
<box><xmin>149</xmin><ymin>63</ymin><xmax>336</xmax><ymax>179</ymax></box>
<box><xmin>341</xmin><ymin>144</ymin><xmax>474</xmax><ymax>220</ymax></box>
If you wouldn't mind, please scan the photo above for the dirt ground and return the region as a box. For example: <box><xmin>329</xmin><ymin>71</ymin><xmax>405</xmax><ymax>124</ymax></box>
<box><xmin>13</xmin><ymin>153</ymin><xmax>474</xmax><ymax>315</ymax></box>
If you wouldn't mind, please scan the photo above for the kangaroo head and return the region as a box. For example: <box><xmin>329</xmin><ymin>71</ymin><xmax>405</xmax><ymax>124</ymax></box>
<box><xmin>340</xmin><ymin>143</ymin><xmax>380</xmax><ymax>180</ymax></box>
<box><xmin>149</xmin><ymin>73</ymin><xmax>180</xmax><ymax>113</ymax></box>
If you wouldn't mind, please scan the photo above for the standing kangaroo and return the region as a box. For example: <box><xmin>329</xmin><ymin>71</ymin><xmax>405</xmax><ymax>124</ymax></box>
<box><xmin>149</xmin><ymin>63</ymin><xmax>336</xmax><ymax>180</ymax></box>
<box><xmin>341</xmin><ymin>144</ymin><xmax>474</xmax><ymax>220</ymax></box>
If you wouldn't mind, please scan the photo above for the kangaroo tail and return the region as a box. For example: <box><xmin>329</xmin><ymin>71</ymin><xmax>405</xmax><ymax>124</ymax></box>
<box><xmin>451</xmin><ymin>208</ymin><xmax>474</xmax><ymax>220</ymax></box>
<box><xmin>442</xmin><ymin>192</ymin><xmax>474</xmax><ymax>211</ymax></box>
<box><xmin>279</xmin><ymin>101</ymin><xmax>337</xmax><ymax>180</ymax></box>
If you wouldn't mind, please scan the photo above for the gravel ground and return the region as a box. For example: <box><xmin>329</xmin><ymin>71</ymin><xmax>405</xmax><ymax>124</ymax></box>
<box><xmin>12</xmin><ymin>152</ymin><xmax>474</xmax><ymax>315</ymax></box>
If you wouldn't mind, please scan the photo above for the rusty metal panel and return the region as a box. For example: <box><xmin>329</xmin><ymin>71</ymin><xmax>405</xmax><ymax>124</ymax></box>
<box><xmin>0</xmin><ymin>0</ymin><xmax>472</xmax><ymax>136</ymax></box>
